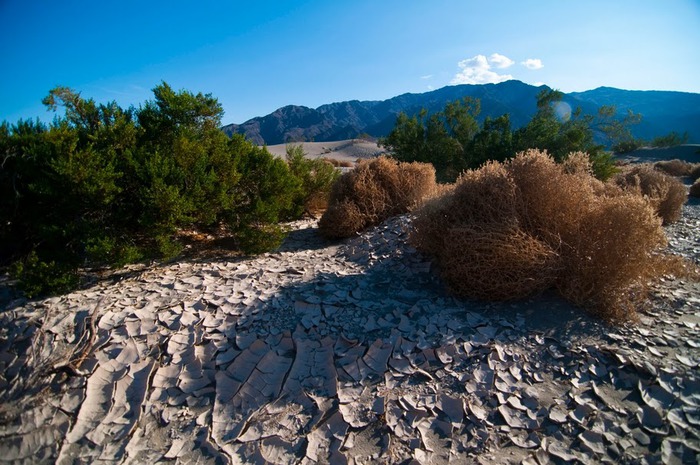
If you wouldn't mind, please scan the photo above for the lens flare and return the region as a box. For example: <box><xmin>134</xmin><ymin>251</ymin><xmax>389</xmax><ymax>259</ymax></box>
<box><xmin>552</xmin><ymin>101</ymin><xmax>572</xmax><ymax>122</ymax></box>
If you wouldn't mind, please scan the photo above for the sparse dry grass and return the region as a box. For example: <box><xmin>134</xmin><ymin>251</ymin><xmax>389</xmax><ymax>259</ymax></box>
<box><xmin>319</xmin><ymin>156</ymin><xmax>437</xmax><ymax>238</ymax></box>
<box><xmin>613</xmin><ymin>165</ymin><xmax>687</xmax><ymax>225</ymax></box>
<box><xmin>410</xmin><ymin>149</ymin><xmax>691</xmax><ymax>321</ymax></box>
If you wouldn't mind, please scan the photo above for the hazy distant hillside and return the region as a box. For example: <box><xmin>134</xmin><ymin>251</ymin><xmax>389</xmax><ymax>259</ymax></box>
<box><xmin>566</xmin><ymin>87</ymin><xmax>700</xmax><ymax>143</ymax></box>
<box><xmin>222</xmin><ymin>81</ymin><xmax>700</xmax><ymax>146</ymax></box>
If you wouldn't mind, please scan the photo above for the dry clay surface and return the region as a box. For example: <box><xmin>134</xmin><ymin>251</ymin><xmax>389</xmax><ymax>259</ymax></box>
<box><xmin>1</xmin><ymin>202</ymin><xmax>700</xmax><ymax>464</ymax></box>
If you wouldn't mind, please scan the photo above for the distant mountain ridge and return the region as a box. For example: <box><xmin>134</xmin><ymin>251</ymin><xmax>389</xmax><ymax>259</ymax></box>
<box><xmin>221</xmin><ymin>80</ymin><xmax>700</xmax><ymax>146</ymax></box>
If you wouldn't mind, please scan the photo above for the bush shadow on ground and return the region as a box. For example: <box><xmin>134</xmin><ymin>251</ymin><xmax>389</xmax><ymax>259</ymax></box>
<box><xmin>240</xmin><ymin>222</ymin><xmax>613</xmax><ymax>348</ymax></box>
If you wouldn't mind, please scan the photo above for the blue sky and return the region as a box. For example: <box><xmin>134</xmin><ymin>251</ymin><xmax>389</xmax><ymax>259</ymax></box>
<box><xmin>1</xmin><ymin>0</ymin><xmax>699</xmax><ymax>125</ymax></box>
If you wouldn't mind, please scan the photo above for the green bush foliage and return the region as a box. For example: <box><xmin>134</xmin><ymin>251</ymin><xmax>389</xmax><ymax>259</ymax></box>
<box><xmin>285</xmin><ymin>144</ymin><xmax>341</xmax><ymax>215</ymax></box>
<box><xmin>381</xmin><ymin>90</ymin><xmax>632</xmax><ymax>182</ymax></box>
<box><xmin>411</xmin><ymin>149</ymin><xmax>690</xmax><ymax>321</ymax></box>
<box><xmin>319</xmin><ymin>157</ymin><xmax>437</xmax><ymax>239</ymax></box>
<box><xmin>612</xmin><ymin>139</ymin><xmax>643</xmax><ymax>154</ymax></box>
<box><xmin>651</xmin><ymin>131</ymin><xmax>689</xmax><ymax>148</ymax></box>
<box><xmin>1</xmin><ymin>83</ymin><xmax>316</xmax><ymax>296</ymax></box>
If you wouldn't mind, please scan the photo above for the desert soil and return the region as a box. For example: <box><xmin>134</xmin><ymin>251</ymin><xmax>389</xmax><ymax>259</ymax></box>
<box><xmin>1</xmin><ymin>151</ymin><xmax>699</xmax><ymax>464</ymax></box>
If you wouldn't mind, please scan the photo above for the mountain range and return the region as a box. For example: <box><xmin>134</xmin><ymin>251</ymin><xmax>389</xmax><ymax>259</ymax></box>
<box><xmin>221</xmin><ymin>80</ymin><xmax>700</xmax><ymax>146</ymax></box>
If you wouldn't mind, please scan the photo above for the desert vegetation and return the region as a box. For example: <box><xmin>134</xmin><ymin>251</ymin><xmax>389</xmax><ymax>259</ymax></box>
<box><xmin>0</xmin><ymin>83</ymin><xmax>338</xmax><ymax>296</ymax></box>
<box><xmin>613</xmin><ymin>165</ymin><xmax>688</xmax><ymax>224</ymax></box>
<box><xmin>690</xmin><ymin>176</ymin><xmax>700</xmax><ymax>198</ymax></box>
<box><xmin>613</xmin><ymin>130</ymin><xmax>691</xmax><ymax>154</ymax></box>
<box><xmin>318</xmin><ymin>157</ymin><xmax>437</xmax><ymax>238</ymax></box>
<box><xmin>409</xmin><ymin>149</ymin><xmax>691</xmax><ymax>320</ymax></box>
<box><xmin>285</xmin><ymin>144</ymin><xmax>341</xmax><ymax>215</ymax></box>
<box><xmin>381</xmin><ymin>89</ymin><xmax>633</xmax><ymax>182</ymax></box>
<box><xmin>653</xmin><ymin>159</ymin><xmax>697</xmax><ymax>177</ymax></box>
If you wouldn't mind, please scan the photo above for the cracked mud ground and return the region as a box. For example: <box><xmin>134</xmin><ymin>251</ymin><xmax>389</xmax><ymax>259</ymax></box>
<box><xmin>1</xmin><ymin>201</ymin><xmax>699</xmax><ymax>464</ymax></box>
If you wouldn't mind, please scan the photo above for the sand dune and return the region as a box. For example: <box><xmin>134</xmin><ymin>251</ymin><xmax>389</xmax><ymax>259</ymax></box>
<box><xmin>263</xmin><ymin>139</ymin><xmax>386</xmax><ymax>166</ymax></box>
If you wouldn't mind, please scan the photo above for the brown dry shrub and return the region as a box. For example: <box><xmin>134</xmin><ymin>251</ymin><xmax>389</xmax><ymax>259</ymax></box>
<box><xmin>562</xmin><ymin>151</ymin><xmax>594</xmax><ymax>176</ymax></box>
<box><xmin>654</xmin><ymin>159</ymin><xmax>693</xmax><ymax>177</ymax></box>
<box><xmin>317</xmin><ymin>200</ymin><xmax>364</xmax><ymax>239</ymax></box>
<box><xmin>411</xmin><ymin>149</ymin><xmax>688</xmax><ymax>321</ymax></box>
<box><xmin>319</xmin><ymin>157</ymin><xmax>437</xmax><ymax>238</ymax></box>
<box><xmin>304</xmin><ymin>191</ymin><xmax>331</xmax><ymax>215</ymax></box>
<box><xmin>437</xmin><ymin>226</ymin><xmax>560</xmax><ymax>301</ymax></box>
<box><xmin>506</xmin><ymin>149</ymin><xmax>599</xmax><ymax>244</ymax></box>
<box><xmin>691</xmin><ymin>164</ymin><xmax>700</xmax><ymax>181</ymax></box>
<box><xmin>613</xmin><ymin>165</ymin><xmax>687</xmax><ymax>224</ymax></box>
<box><xmin>556</xmin><ymin>193</ymin><xmax>666</xmax><ymax>319</ymax></box>
<box><xmin>690</xmin><ymin>179</ymin><xmax>700</xmax><ymax>198</ymax></box>
<box><xmin>411</xmin><ymin>163</ymin><xmax>518</xmax><ymax>257</ymax></box>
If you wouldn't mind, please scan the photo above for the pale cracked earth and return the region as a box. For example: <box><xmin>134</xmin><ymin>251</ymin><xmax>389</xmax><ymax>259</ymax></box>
<box><xmin>1</xmin><ymin>201</ymin><xmax>700</xmax><ymax>465</ymax></box>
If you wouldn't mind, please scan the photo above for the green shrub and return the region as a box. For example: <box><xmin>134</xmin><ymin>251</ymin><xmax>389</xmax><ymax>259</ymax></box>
<box><xmin>651</xmin><ymin>131</ymin><xmax>689</xmax><ymax>148</ymax></box>
<box><xmin>319</xmin><ymin>156</ymin><xmax>437</xmax><ymax>239</ymax></box>
<box><xmin>285</xmin><ymin>144</ymin><xmax>341</xmax><ymax>215</ymax></box>
<box><xmin>1</xmin><ymin>83</ymin><xmax>312</xmax><ymax>297</ymax></box>
<box><xmin>613</xmin><ymin>139</ymin><xmax>643</xmax><ymax>154</ymax></box>
<box><xmin>237</xmin><ymin>223</ymin><xmax>288</xmax><ymax>254</ymax></box>
<box><xmin>613</xmin><ymin>165</ymin><xmax>687</xmax><ymax>224</ymax></box>
<box><xmin>383</xmin><ymin>91</ymin><xmax>634</xmax><ymax>182</ymax></box>
<box><xmin>587</xmin><ymin>151</ymin><xmax>619</xmax><ymax>181</ymax></box>
<box><xmin>10</xmin><ymin>251</ymin><xmax>79</xmax><ymax>298</ymax></box>
<box><xmin>411</xmin><ymin>149</ymin><xmax>689</xmax><ymax>321</ymax></box>
<box><xmin>85</xmin><ymin>236</ymin><xmax>143</xmax><ymax>267</ymax></box>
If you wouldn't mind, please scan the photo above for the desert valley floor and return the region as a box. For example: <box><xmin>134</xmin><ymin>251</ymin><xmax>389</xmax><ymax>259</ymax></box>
<box><xmin>1</xmin><ymin>156</ymin><xmax>700</xmax><ymax>464</ymax></box>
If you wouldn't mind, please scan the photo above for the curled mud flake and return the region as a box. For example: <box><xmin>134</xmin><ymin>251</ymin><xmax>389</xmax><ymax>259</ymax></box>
<box><xmin>548</xmin><ymin>441</ymin><xmax>581</xmax><ymax>462</ymax></box>
<box><xmin>64</xmin><ymin>365</ymin><xmax>121</xmax><ymax>444</ymax></box>
<box><xmin>637</xmin><ymin>405</ymin><xmax>669</xmax><ymax>435</ymax></box>
<box><xmin>511</xmin><ymin>430</ymin><xmax>541</xmax><ymax>449</ymax></box>
<box><xmin>569</xmin><ymin>404</ymin><xmax>594</xmax><ymax>425</ymax></box>
<box><xmin>163</xmin><ymin>437</ymin><xmax>189</xmax><ymax>459</ymax></box>
<box><xmin>675</xmin><ymin>354</ymin><xmax>697</xmax><ymax>368</ymax></box>
<box><xmin>661</xmin><ymin>437</ymin><xmax>700</xmax><ymax>465</ymax></box>
<box><xmin>579</xmin><ymin>430</ymin><xmax>606</xmax><ymax>455</ymax></box>
<box><xmin>631</xmin><ymin>428</ymin><xmax>651</xmax><ymax>446</ymax></box>
<box><xmin>507</xmin><ymin>396</ymin><xmax>528</xmax><ymax>412</ymax></box>
<box><xmin>363</xmin><ymin>340</ymin><xmax>392</xmax><ymax>375</ymax></box>
<box><xmin>498</xmin><ymin>404</ymin><xmax>535</xmax><ymax>429</ymax></box>
<box><xmin>638</xmin><ymin>381</ymin><xmax>676</xmax><ymax>410</ymax></box>
<box><xmin>437</xmin><ymin>394</ymin><xmax>464</xmax><ymax>425</ymax></box>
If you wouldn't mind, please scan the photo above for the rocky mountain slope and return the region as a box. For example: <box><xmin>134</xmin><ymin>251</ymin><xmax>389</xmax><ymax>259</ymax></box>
<box><xmin>222</xmin><ymin>81</ymin><xmax>700</xmax><ymax>146</ymax></box>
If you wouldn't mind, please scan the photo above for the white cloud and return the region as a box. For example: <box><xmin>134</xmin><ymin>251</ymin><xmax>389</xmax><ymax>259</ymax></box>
<box><xmin>521</xmin><ymin>58</ymin><xmax>544</xmax><ymax>70</ymax></box>
<box><xmin>489</xmin><ymin>53</ymin><xmax>514</xmax><ymax>69</ymax></box>
<box><xmin>450</xmin><ymin>54</ymin><xmax>514</xmax><ymax>85</ymax></box>
<box><xmin>420</xmin><ymin>74</ymin><xmax>434</xmax><ymax>80</ymax></box>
